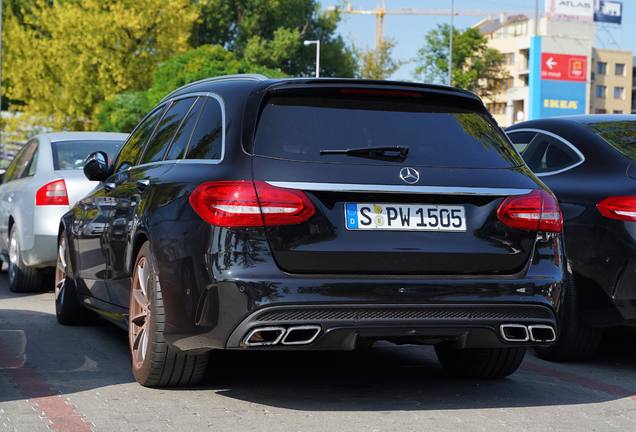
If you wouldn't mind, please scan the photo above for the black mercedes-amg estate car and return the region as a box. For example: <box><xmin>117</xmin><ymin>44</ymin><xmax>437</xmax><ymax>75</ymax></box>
<box><xmin>55</xmin><ymin>75</ymin><xmax>566</xmax><ymax>387</ymax></box>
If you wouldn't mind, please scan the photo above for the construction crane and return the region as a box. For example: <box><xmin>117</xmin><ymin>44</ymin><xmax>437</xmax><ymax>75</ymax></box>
<box><xmin>339</xmin><ymin>1</ymin><xmax>534</xmax><ymax>49</ymax></box>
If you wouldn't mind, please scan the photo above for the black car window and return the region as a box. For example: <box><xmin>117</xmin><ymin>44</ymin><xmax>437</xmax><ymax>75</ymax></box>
<box><xmin>507</xmin><ymin>131</ymin><xmax>537</xmax><ymax>154</ymax></box>
<box><xmin>518</xmin><ymin>132</ymin><xmax>582</xmax><ymax>174</ymax></box>
<box><xmin>184</xmin><ymin>97</ymin><xmax>223</xmax><ymax>160</ymax></box>
<box><xmin>140</xmin><ymin>98</ymin><xmax>196</xmax><ymax>164</ymax></box>
<box><xmin>165</xmin><ymin>98</ymin><xmax>203</xmax><ymax>160</ymax></box>
<box><xmin>588</xmin><ymin>121</ymin><xmax>636</xmax><ymax>161</ymax></box>
<box><xmin>114</xmin><ymin>105</ymin><xmax>166</xmax><ymax>172</ymax></box>
<box><xmin>51</xmin><ymin>140</ymin><xmax>123</xmax><ymax>170</ymax></box>
<box><xmin>253</xmin><ymin>95</ymin><xmax>523</xmax><ymax>168</ymax></box>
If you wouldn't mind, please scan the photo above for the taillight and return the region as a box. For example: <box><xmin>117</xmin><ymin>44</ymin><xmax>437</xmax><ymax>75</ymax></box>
<box><xmin>597</xmin><ymin>196</ymin><xmax>636</xmax><ymax>222</ymax></box>
<box><xmin>35</xmin><ymin>179</ymin><xmax>69</xmax><ymax>206</ymax></box>
<box><xmin>188</xmin><ymin>181</ymin><xmax>315</xmax><ymax>227</ymax></box>
<box><xmin>497</xmin><ymin>189</ymin><xmax>562</xmax><ymax>232</ymax></box>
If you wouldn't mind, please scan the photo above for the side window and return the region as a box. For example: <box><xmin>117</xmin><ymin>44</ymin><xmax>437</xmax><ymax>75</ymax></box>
<box><xmin>517</xmin><ymin>132</ymin><xmax>582</xmax><ymax>174</ymax></box>
<box><xmin>165</xmin><ymin>98</ymin><xmax>203</xmax><ymax>160</ymax></box>
<box><xmin>184</xmin><ymin>97</ymin><xmax>223</xmax><ymax>160</ymax></box>
<box><xmin>5</xmin><ymin>140</ymin><xmax>38</xmax><ymax>182</ymax></box>
<box><xmin>113</xmin><ymin>106</ymin><xmax>166</xmax><ymax>172</ymax></box>
<box><xmin>507</xmin><ymin>131</ymin><xmax>537</xmax><ymax>155</ymax></box>
<box><xmin>139</xmin><ymin>98</ymin><xmax>196</xmax><ymax>165</ymax></box>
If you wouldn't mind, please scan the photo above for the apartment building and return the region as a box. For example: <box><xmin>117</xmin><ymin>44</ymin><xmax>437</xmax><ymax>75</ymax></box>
<box><xmin>477</xmin><ymin>14</ymin><xmax>631</xmax><ymax>127</ymax></box>
<box><xmin>590</xmin><ymin>48</ymin><xmax>633</xmax><ymax>114</ymax></box>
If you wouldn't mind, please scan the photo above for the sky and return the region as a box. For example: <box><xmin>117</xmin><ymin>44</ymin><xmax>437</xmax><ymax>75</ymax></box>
<box><xmin>317</xmin><ymin>0</ymin><xmax>636</xmax><ymax>80</ymax></box>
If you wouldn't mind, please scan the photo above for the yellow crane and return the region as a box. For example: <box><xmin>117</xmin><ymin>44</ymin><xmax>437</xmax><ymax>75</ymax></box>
<box><xmin>340</xmin><ymin>1</ymin><xmax>533</xmax><ymax>49</ymax></box>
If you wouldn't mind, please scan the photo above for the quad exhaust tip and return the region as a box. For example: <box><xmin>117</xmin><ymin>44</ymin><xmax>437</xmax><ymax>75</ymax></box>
<box><xmin>500</xmin><ymin>324</ymin><xmax>556</xmax><ymax>343</ymax></box>
<box><xmin>244</xmin><ymin>325</ymin><xmax>322</xmax><ymax>346</ymax></box>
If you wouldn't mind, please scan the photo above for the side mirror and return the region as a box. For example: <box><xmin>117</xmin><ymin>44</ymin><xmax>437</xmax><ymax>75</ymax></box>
<box><xmin>83</xmin><ymin>151</ymin><xmax>111</xmax><ymax>182</ymax></box>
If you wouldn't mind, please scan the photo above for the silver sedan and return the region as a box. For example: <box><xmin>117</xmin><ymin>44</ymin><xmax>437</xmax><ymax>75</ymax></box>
<box><xmin>0</xmin><ymin>132</ymin><xmax>127</xmax><ymax>292</ymax></box>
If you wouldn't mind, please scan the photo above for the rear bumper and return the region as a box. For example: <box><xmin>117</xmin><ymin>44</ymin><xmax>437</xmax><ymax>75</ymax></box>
<box><xmin>21</xmin><ymin>234</ymin><xmax>57</xmax><ymax>267</ymax></box>
<box><xmin>224</xmin><ymin>303</ymin><xmax>557</xmax><ymax>350</ymax></box>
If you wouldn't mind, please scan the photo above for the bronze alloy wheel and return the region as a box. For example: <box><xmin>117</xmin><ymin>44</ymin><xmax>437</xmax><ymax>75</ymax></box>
<box><xmin>129</xmin><ymin>255</ymin><xmax>151</xmax><ymax>372</ymax></box>
<box><xmin>54</xmin><ymin>236</ymin><xmax>67</xmax><ymax>301</ymax></box>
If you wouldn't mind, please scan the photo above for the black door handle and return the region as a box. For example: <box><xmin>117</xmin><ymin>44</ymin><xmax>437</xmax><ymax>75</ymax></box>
<box><xmin>136</xmin><ymin>179</ymin><xmax>150</xmax><ymax>192</ymax></box>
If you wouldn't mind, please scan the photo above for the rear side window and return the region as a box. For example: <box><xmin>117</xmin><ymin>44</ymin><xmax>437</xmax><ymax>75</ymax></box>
<box><xmin>4</xmin><ymin>140</ymin><xmax>38</xmax><ymax>182</ymax></box>
<box><xmin>52</xmin><ymin>140</ymin><xmax>123</xmax><ymax>170</ymax></box>
<box><xmin>114</xmin><ymin>106</ymin><xmax>166</xmax><ymax>172</ymax></box>
<box><xmin>588</xmin><ymin>121</ymin><xmax>636</xmax><ymax>161</ymax></box>
<box><xmin>253</xmin><ymin>95</ymin><xmax>522</xmax><ymax>168</ymax></box>
<box><xmin>513</xmin><ymin>132</ymin><xmax>582</xmax><ymax>174</ymax></box>
<box><xmin>185</xmin><ymin>97</ymin><xmax>223</xmax><ymax>160</ymax></box>
<box><xmin>507</xmin><ymin>131</ymin><xmax>537</xmax><ymax>154</ymax></box>
<box><xmin>140</xmin><ymin>98</ymin><xmax>196</xmax><ymax>164</ymax></box>
<box><xmin>165</xmin><ymin>98</ymin><xmax>203</xmax><ymax>160</ymax></box>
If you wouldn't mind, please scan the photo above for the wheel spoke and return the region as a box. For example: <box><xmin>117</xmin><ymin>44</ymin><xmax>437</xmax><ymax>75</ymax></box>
<box><xmin>132</xmin><ymin>326</ymin><xmax>145</xmax><ymax>350</ymax></box>
<box><xmin>58</xmin><ymin>243</ymin><xmax>67</xmax><ymax>270</ymax></box>
<box><xmin>132</xmin><ymin>289</ymin><xmax>148</xmax><ymax>309</ymax></box>
<box><xmin>137</xmin><ymin>260</ymin><xmax>149</xmax><ymax>296</ymax></box>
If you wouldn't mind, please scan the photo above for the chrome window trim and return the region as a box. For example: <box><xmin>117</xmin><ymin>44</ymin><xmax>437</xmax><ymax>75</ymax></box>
<box><xmin>266</xmin><ymin>181</ymin><xmax>533</xmax><ymax>196</ymax></box>
<box><xmin>125</xmin><ymin>92</ymin><xmax>226</xmax><ymax>171</ymax></box>
<box><xmin>506</xmin><ymin>128</ymin><xmax>585</xmax><ymax>177</ymax></box>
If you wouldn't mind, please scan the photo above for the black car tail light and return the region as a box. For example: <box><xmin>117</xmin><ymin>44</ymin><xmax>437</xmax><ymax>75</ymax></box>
<box><xmin>597</xmin><ymin>196</ymin><xmax>636</xmax><ymax>222</ymax></box>
<box><xmin>497</xmin><ymin>190</ymin><xmax>563</xmax><ymax>232</ymax></box>
<box><xmin>189</xmin><ymin>180</ymin><xmax>315</xmax><ymax>227</ymax></box>
<box><xmin>35</xmin><ymin>179</ymin><xmax>69</xmax><ymax>206</ymax></box>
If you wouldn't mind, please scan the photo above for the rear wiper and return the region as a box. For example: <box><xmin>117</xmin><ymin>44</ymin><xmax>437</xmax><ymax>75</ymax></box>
<box><xmin>319</xmin><ymin>146</ymin><xmax>409</xmax><ymax>158</ymax></box>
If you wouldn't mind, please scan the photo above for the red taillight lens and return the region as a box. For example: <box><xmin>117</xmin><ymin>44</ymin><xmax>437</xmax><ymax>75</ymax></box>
<box><xmin>597</xmin><ymin>196</ymin><xmax>636</xmax><ymax>222</ymax></box>
<box><xmin>188</xmin><ymin>181</ymin><xmax>315</xmax><ymax>227</ymax></box>
<box><xmin>35</xmin><ymin>179</ymin><xmax>69</xmax><ymax>206</ymax></box>
<box><xmin>497</xmin><ymin>189</ymin><xmax>563</xmax><ymax>232</ymax></box>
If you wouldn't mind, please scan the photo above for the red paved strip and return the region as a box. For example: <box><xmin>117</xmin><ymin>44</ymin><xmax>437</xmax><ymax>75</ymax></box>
<box><xmin>1</xmin><ymin>331</ymin><xmax>93</xmax><ymax>432</ymax></box>
<box><xmin>524</xmin><ymin>361</ymin><xmax>636</xmax><ymax>402</ymax></box>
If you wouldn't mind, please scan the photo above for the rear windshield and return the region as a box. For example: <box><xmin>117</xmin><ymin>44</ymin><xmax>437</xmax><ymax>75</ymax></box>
<box><xmin>253</xmin><ymin>95</ymin><xmax>523</xmax><ymax>168</ymax></box>
<box><xmin>52</xmin><ymin>140</ymin><xmax>123</xmax><ymax>170</ymax></box>
<box><xmin>588</xmin><ymin>121</ymin><xmax>636</xmax><ymax>161</ymax></box>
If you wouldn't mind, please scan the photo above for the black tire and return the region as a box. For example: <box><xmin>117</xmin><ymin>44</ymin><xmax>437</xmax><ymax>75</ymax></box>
<box><xmin>435</xmin><ymin>344</ymin><xmax>526</xmax><ymax>379</ymax></box>
<box><xmin>8</xmin><ymin>225</ymin><xmax>43</xmax><ymax>293</ymax></box>
<box><xmin>55</xmin><ymin>231</ymin><xmax>93</xmax><ymax>325</ymax></box>
<box><xmin>129</xmin><ymin>241</ymin><xmax>209</xmax><ymax>387</ymax></box>
<box><xmin>535</xmin><ymin>277</ymin><xmax>603</xmax><ymax>361</ymax></box>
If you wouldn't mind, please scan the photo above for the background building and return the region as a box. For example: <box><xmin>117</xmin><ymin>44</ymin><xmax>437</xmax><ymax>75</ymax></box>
<box><xmin>479</xmin><ymin>4</ymin><xmax>631</xmax><ymax>127</ymax></box>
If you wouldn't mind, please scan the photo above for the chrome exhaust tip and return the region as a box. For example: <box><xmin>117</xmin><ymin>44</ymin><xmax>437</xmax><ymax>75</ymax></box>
<box><xmin>281</xmin><ymin>325</ymin><xmax>321</xmax><ymax>345</ymax></box>
<box><xmin>500</xmin><ymin>324</ymin><xmax>530</xmax><ymax>342</ymax></box>
<box><xmin>244</xmin><ymin>327</ymin><xmax>286</xmax><ymax>346</ymax></box>
<box><xmin>528</xmin><ymin>325</ymin><xmax>557</xmax><ymax>343</ymax></box>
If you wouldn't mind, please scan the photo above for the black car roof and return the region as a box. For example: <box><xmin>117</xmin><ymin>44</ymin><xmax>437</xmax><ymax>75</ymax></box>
<box><xmin>160</xmin><ymin>74</ymin><xmax>482</xmax><ymax>104</ymax></box>
<box><xmin>512</xmin><ymin>114</ymin><xmax>636</xmax><ymax>127</ymax></box>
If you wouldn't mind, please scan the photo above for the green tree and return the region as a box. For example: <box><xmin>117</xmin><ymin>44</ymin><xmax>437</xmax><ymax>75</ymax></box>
<box><xmin>415</xmin><ymin>24</ymin><xmax>509</xmax><ymax>98</ymax></box>
<box><xmin>97</xmin><ymin>45</ymin><xmax>285</xmax><ymax>132</ymax></box>
<box><xmin>3</xmin><ymin>0</ymin><xmax>198</xmax><ymax>130</ymax></box>
<box><xmin>191</xmin><ymin>0</ymin><xmax>356</xmax><ymax>77</ymax></box>
<box><xmin>357</xmin><ymin>39</ymin><xmax>404</xmax><ymax>80</ymax></box>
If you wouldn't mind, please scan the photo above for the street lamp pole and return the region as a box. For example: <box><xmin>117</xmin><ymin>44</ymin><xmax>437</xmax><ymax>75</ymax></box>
<box><xmin>303</xmin><ymin>40</ymin><xmax>320</xmax><ymax>78</ymax></box>
<box><xmin>449</xmin><ymin>0</ymin><xmax>454</xmax><ymax>86</ymax></box>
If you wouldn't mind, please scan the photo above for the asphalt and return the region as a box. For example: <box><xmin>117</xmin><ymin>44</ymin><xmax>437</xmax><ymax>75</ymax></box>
<box><xmin>2</xmin><ymin>270</ymin><xmax>636</xmax><ymax>431</ymax></box>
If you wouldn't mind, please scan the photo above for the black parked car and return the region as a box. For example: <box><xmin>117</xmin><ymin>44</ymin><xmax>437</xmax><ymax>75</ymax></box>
<box><xmin>507</xmin><ymin>115</ymin><xmax>636</xmax><ymax>360</ymax></box>
<box><xmin>55</xmin><ymin>75</ymin><xmax>566</xmax><ymax>387</ymax></box>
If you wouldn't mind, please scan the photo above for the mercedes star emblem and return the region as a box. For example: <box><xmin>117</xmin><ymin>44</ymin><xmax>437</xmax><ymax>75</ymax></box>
<box><xmin>399</xmin><ymin>167</ymin><xmax>420</xmax><ymax>184</ymax></box>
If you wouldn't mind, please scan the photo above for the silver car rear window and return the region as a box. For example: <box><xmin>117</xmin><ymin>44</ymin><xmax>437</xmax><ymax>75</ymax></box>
<box><xmin>51</xmin><ymin>140</ymin><xmax>123</xmax><ymax>170</ymax></box>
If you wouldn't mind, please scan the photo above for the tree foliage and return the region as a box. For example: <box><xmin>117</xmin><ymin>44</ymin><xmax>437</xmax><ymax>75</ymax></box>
<box><xmin>415</xmin><ymin>25</ymin><xmax>509</xmax><ymax>98</ymax></box>
<box><xmin>191</xmin><ymin>0</ymin><xmax>356</xmax><ymax>77</ymax></box>
<box><xmin>357</xmin><ymin>39</ymin><xmax>404</xmax><ymax>80</ymax></box>
<box><xmin>3</xmin><ymin>0</ymin><xmax>198</xmax><ymax>130</ymax></box>
<box><xmin>96</xmin><ymin>45</ymin><xmax>285</xmax><ymax>132</ymax></box>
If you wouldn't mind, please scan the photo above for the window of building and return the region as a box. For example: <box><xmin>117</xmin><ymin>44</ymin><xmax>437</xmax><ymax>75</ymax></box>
<box><xmin>595</xmin><ymin>109</ymin><xmax>607</xmax><ymax>114</ymax></box>
<box><xmin>504</xmin><ymin>53</ymin><xmax>515</xmax><ymax>65</ymax></box>
<box><xmin>597</xmin><ymin>62</ymin><xmax>607</xmax><ymax>75</ymax></box>
<box><xmin>615</xmin><ymin>63</ymin><xmax>626</xmax><ymax>76</ymax></box>
<box><xmin>614</xmin><ymin>86</ymin><xmax>625</xmax><ymax>99</ymax></box>
<box><xmin>614</xmin><ymin>110</ymin><xmax>623</xmax><ymax>114</ymax></box>
<box><xmin>596</xmin><ymin>85</ymin><xmax>607</xmax><ymax>98</ymax></box>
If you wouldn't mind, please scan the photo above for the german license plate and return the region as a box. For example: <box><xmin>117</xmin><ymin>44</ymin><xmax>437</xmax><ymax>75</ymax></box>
<box><xmin>345</xmin><ymin>203</ymin><xmax>467</xmax><ymax>232</ymax></box>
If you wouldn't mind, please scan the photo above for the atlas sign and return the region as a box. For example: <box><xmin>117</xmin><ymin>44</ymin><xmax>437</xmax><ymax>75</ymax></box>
<box><xmin>541</xmin><ymin>53</ymin><xmax>587</xmax><ymax>82</ymax></box>
<box><xmin>545</xmin><ymin>0</ymin><xmax>594</xmax><ymax>21</ymax></box>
